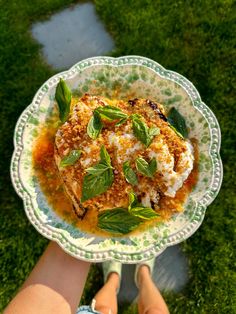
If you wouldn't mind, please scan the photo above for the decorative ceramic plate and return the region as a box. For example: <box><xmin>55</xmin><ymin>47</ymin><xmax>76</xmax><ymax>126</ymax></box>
<box><xmin>11</xmin><ymin>56</ymin><xmax>223</xmax><ymax>263</ymax></box>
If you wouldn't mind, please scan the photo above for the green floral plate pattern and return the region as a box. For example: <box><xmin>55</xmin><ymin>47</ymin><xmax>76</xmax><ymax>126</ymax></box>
<box><xmin>11</xmin><ymin>56</ymin><xmax>223</xmax><ymax>263</ymax></box>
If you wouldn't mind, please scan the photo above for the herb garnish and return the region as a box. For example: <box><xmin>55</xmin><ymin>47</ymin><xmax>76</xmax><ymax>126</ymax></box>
<box><xmin>96</xmin><ymin>105</ymin><xmax>128</xmax><ymax>121</ymax></box>
<box><xmin>130</xmin><ymin>114</ymin><xmax>160</xmax><ymax>147</ymax></box>
<box><xmin>129</xmin><ymin>206</ymin><xmax>159</xmax><ymax>220</ymax></box>
<box><xmin>167</xmin><ymin>107</ymin><xmax>188</xmax><ymax>138</ymax></box>
<box><xmin>87</xmin><ymin>106</ymin><xmax>128</xmax><ymax>138</ymax></box>
<box><xmin>97</xmin><ymin>208</ymin><xmax>142</xmax><ymax>235</ymax></box>
<box><xmin>97</xmin><ymin>192</ymin><xmax>159</xmax><ymax>235</ymax></box>
<box><xmin>128</xmin><ymin>191</ymin><xmax>159</xmax><ymax>220</ymax></box>
<box><xmin>60</xmin><ymin>150</ymin><xmax>82</xmax><ymax>167</ymax></box>
<box><xmin>127</xmin><ymin>192</ymin><xmax>159</xmax><ymax>221</ymax></box>
<box><xmin>100</xmin><ymin>144</ymin><xmax>112</xmax><ymax>164</ymax></box>
<box><xmin>135</xmin><ymin>157</ymin><xmax>157</xmax><ymax>178</ymax></box>
<box><xmin>87</xmin><ymin>110</ymin><xmax>103</xmax><ymax>139</ymax></box>
<box><xmin>123</xmin><ymin>161</ymin><xmax>138</xmax><ymax>186</ymax></box>
<box><xmin>128</xmin><ymin>191</ymin><xmax>139</xmax><ymax>210</ymax></box>
<box><xmin>128</xmin><ymin>192</ymin><xmax>159</xmax><ymax>220</ymax></box>
<box><xmin>115</xmin><ymin>117</ymin><xmax>128</xmax><ymax>126</ymax></box>
<box><xmin>55</xmin><ymin>78</ymin><xmax>72</xmax><ymax>123</ymax></box>
<box><xmin>81</xmin><ymin>146</ymin><xmax>114</xmax><ymax>202</ymax></box>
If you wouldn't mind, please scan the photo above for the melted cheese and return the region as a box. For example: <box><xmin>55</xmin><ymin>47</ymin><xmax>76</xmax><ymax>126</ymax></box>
<box><xmin>148</xmin><ymin>139</ymin><xmax>194</xmax><ymax>197</ymax></box>
<box><xmin>108</xmin><ymin>130</ymin><xmax>142</xmax><ymax>164</ymax></box>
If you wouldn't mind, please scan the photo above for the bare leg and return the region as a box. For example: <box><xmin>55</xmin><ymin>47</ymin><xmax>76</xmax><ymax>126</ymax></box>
<box><xmin>4</xmin><ymin>242</ymin><xmax>91</xmax><ymax>314</ymax></box>
<box><xmin>137</xmin><ymin>265</ymin><xmax>169</xmax><ymax>314</ymax></box>
<box><xmin>93</xmin><ymin>272</ymin><xmax>119</xmax><ymax>314</ymax></box>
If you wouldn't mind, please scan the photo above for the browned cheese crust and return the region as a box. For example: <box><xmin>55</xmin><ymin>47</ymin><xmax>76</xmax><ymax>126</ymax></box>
<box><xmin>54</xmin><ymin>94</ymin><xmax>190</xmax><ymax>218</ymax></box>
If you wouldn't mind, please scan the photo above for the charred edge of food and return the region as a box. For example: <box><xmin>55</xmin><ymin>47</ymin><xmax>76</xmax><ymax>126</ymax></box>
<box><xmin>72</xmin><ymin>204</ymin><xmax>88</xmax><ymax>220</ymax></box>
<box><xmin>54</xmin><ymin>145</ymin><xmax>87</xmax><ymax>218</ymax></box>
<box><xmin>146</xmin><ymin>99</ymin><xmax>168</xmax><ymax>122</ymax></box>
<box><xmin>61</xmin><ymin>179</ymin><xmax>86</xmax><ymax>218</ymax></box>
<box><xmin>81</xmin><ymin>93</ymin><xmax>90</xmax><ymax>102</ymax></box>
<box><xmin>128</xmin><ymin>98</ymin><xmax>139</xmax><ymax>106</ymax></box>
<box><xmin>150</xmin><ymin>200</ymin><xmax>156</xmax><ymax>209</ymax></box>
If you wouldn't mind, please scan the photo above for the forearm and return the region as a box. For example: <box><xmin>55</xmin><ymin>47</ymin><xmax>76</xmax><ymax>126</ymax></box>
<box><xmin>4</xmin><ymin>242</ymin><xmax>91</xmax><ymax>314</ymax></box>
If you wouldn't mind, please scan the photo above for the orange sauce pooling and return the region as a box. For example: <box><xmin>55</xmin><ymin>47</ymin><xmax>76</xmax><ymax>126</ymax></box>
<box><xmin>32</xmin><ymin>127</ymin><xmax>198</xmax><ymax>236</ymax></box>
<box><xmin>32</xmin><ymin>127</ymin><xmax>77</xmax><ymax>223</ymax></box>
<box><xmin>32</xmin><ymin>127</ymin><xmax>110</xmax><ymax>235</ymax></box>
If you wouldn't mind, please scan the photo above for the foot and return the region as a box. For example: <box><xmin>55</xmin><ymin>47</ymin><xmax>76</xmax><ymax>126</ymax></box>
<box><xmin>102</xmin><ymin>260</ymin><xmax>122</xmax><ymax>293</ymax></box>
<box><xmin>134</xmin><ymin>257</ymin><xmax>156</xmax><ymax>288</ymax></box>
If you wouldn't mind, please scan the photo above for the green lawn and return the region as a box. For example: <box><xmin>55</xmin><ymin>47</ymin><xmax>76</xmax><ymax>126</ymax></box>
<box><xmin>0</xmin><ymin>0</ymin><xmax>235</xmax><ymax>313</ymax></box>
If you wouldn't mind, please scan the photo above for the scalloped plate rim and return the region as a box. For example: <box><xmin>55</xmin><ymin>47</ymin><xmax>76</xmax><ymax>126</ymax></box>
<box><xmin>10</xmin><ymin>55</ymin><xmax>223</xmax><ymax>263</ymax></box>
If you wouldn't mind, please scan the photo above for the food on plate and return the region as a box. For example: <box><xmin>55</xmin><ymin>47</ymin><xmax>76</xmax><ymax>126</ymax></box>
<box><xmin>33</xmin><ymin>79</ymin><xmax>198</xmax><ymax>235</ymax></box>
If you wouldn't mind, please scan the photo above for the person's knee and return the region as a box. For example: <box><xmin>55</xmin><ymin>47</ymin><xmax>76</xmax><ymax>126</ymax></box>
<box><xmin>145</xmin><ymin>306</ymin><xmax>169</xmax><ymax>314</ymax></box>
<box><xmin>95</xmin><ymin>305</ymin><xmax>113</xmax><ymax>314</ymax></box>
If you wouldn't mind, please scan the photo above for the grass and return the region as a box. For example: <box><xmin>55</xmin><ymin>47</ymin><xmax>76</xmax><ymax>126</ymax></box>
<box><xmin>0</xmin><ymin>0</ymin><xmax>235</xmax><ymax>313</ymax></box>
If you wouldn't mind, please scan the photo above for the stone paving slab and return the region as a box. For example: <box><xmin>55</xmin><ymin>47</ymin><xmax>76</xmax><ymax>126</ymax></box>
<box><xmin>31</xmin><ymin>3</ymin><xmax>115</xmax><ymax>69</ymax></box>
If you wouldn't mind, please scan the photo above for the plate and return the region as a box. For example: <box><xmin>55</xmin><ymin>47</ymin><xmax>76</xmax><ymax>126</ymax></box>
<box><xmin>10</xmin><ymin>56</ymin><xmax>223</xmax><ymax>263</ymax></box>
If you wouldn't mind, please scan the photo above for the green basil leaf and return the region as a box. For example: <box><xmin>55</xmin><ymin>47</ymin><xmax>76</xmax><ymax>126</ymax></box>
<box><xmin>86</xmin><ymin>163</ymin><xmax>111</xmax><ymax>175</ymax></box>
<box><xmin>149</xmin><ymin>126</ymin><xmax>160</xmax><ymax>137</ymax></box>
<box><xmin>115</xmin><ymin>117</ymin><xmax>128</xmax><ymax>126</ymax></box>
<box><xmin>59</xmin><ymin>150</ymin><xmax>82</xmax><ymax>167</ymax></box>
<box><xmin>167</xmin><ymin>107</ymin><xmax>188</xmax><ymax>138</ymax></box>
<box><xmin>129</xmin><ymin>206</ymin><xmax>159</xmax><ymax>220</ymax></box>
<box><xmin>169</xmin><ymin>124</ymin><xmax>184</xmax><ymax>139</ymax></box>
<box><xmin>55</xmin><ymin>78</ymin><xmax>71</xmax><ymax>123</ymax></box>
<box><xmin>149</xmin><ymin>158</ymin><xmax>157</xmax><ymax>175</ymax></box>
<box><xmin>131</xmin><ymin>115</ymin><xmax>150</xmax><ymax>146</ymax></box>
<box><xmin>87</xmin><ymin>111</ymin><xmax>103</xmax><ymax>139</ymax></box>
<box><xmin>81</xmin><ymin>168</ymin><xmax>114</xmax><ymax>202</ymax></box>
<box><xmin>130</xmin><ymin>113</ymin><xmax>143</xmax><ymax>119</ymax></box>
<box><xmin>131</xmin><ymin>115</ymin><xmax>159</xmax><ymax>147</ymax></box>
<box><xmin>135</xmin><ymin>157</ymin><xmax>157</xmax><ymax>177</ymax></box>
<box><xmin>146</xmin><ymin>126</ymin><xmax>160</xmax><ymax>146</ymax></box>
<box><xmin>135</xmin><ymin>157</ymin><xmax>152</xmax><ymax>177</ymax></box>
<box><xmin>98</xmin><ymin>208</ymin><xmax>143</xmax><ymax>235</ymax></box>
<box><xmin>96</xmin><ymin>106</ymin><xmax>128</xmax><ymax>121</ymax></box>
<box><xmin>123</xmin><ymin>161</ymin><xmax>138</xmax><ymax>186</ymax></box>
<box><xmin>128</xmin><ymin>191</ymin><xmax>139</xmax><ymax>211</ymax></box>
<box><xmin>81</xmin><ymin>146</ymin><xmax>114</xmax><ymax>202</ymax></box>
<box><xmin>100</xmin><ymin>145</ymin><xmax>111</xmax><ymax>166</ymax></box>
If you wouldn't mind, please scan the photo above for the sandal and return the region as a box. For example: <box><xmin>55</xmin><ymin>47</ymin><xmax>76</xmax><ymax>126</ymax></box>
<box><xmin>134</xmin><ymin>257</ymin><xmax>156</xmax><ymax>288</ymax></box>
<box><xmin>102</xmin><ymin>260</ymin><xmax>122</xmax><ymax>293</ymax></box>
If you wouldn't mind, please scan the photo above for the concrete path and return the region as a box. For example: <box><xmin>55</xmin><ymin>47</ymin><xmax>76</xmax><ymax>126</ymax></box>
<box><xmin>31</xmin><ymin>3</ymin><xmax>115</xmax><ymax>69</ymax></box>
